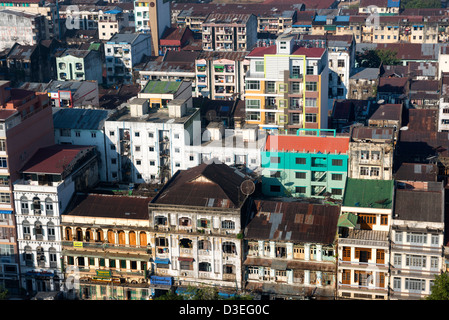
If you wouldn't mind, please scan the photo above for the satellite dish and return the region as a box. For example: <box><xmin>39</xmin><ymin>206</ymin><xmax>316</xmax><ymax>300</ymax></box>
<box><xmin>400</xmin><ymin>126</ymin><xmax>409</xmax><ymax>131</ymax></box>
<box><xmin>240</xmin><ymin>180</ymin><xmax>255</xmax><ymax>196</ymax></box>
<box><xmin>377</xmin><ymin>99</ymin><xmax>385</xmax><ymax>104</ymax></box>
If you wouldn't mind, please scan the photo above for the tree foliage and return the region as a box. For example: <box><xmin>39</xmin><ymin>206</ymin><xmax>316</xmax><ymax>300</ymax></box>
<box><xmin>401</xmin><ymin>0</ymin><xmax>441</xmax><ymax>9</ymax></box>
<box><xmin>0</xmin><ymin>286</ymin><xmax>8</xmax><ymax>300</ymax></box>
<box><xmin>356</xmin><ymin>48</ymin><xmax>401</xmax><ymax>68</ymax></box>
<box><xmin>427</xmin><ymin>272</ymin><xmax>449</xmax><ymax>300</ymax></box>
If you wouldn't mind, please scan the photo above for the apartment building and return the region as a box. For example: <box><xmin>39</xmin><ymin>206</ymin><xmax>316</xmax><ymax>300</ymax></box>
<box><xmin>13</xmin><ymin>145</ymin><xmax>98</xmax><ymax>294</ymax></box>
<box><xmin>202</xmin><ymin>13</ymin><xmax>257</xmax><ymax>52</ymax></box>
<box><xmin>358</xmin><ymin>0</ymin><xmax>400</xmax><ymax>16</ymax></box>
<box><xmin>390</xmin><ymin>180</ymin><xmax>445</xmax><ymax>299</ymax></box>
<box><xmin>244</xmin><ymin>34</ymin><xmax>329</xmax><ymax>134</ymax></box>
<box><xmin>138</xmin><ymin>80</ymin><xmax>192</xmax><ymax>108</ymax></box>
<box><xmin>348</xmin><ymin>67</ymin><xmax>380</xmax><ymax>101</ymax></box>
<box><xmin>148</xmin><ymin>162</ymin><xmax>254</xmax><ymax>294</ymax></box>
<box><xmin>61</xmin><ymin>193</ymin><xmax>152</xmax><ymax>300</ymax></box>
<box><xmin>0</xmin><ymin>9</ymin><xmax>48</xmax><ymax>51</ymax></box>
<box><xmin>243</xmin><ymin>199</ymin><xmax>340</xmax><ymax>300</ymax></box>
<box><xmin>53</xmin><ymin>108</ymin><xmax>110</xmax><ymax>182</ymax></box>
<box><xmin>133</xmin><ymin>0</ymin><xmax>171</xmax><ymax>55</ymax></box>
<box><xmin>348</xmin><ymin>126</ymin><xmax>395</xmax><ymax>180</ymax></box>
<box><xmin>0</xmin><ymin>81</ymin><xmax>54</xmax><ymax>296</ymax></box>
<box><xmin>104</xmin><ymin>95</ymin><xmax>201</xmax><ymax>184</ymax></box>
<box><xmin>195</xmin><ymin>51</ymin><xmax>249</xmax><ymax>100</ymax></box>
<box><xmin>97</xmin><ymin>8</ymin><xmax>130</xmax><ymax>40</ymax></box>
<box><xmin>261</xmin><ymin>131</ymin><xmax>349</xmax><ymax>199</ymax></box>
<box><xmin>104</xmin><ymin>33</ymin><xmax>152</xmax><ymax>85</ymax></box>
<box><xmin>56</xmin><ymin>49</ymin><xmax>103</xmax><ymax>84</ymax></box>
<box><xmin>337</xmin><ymin>178</ymin><xmax>395</xmax><ymax>300</ymax></box>
<box><xmin>438</xmin><ymin>72</ymin><xmax>449</xmax><ymax>132</ymax></box>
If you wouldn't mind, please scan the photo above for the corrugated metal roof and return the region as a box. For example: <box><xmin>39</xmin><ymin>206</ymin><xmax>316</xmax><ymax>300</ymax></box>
<box><xmin>53</xmin><ymin>108</ymin><xmax>109</xmax><ymax>130</ymax></box>
<box><xmin>245</xmin><ymin>200</ymin><xmax>340</xmax><ymax>244</ymax></box>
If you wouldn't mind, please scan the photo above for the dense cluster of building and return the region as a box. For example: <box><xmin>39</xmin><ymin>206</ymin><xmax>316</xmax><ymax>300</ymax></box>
<box><xmin>1</xmin><ymin>0</ymin><xmax>449</xmax><ymax>302</ymax></box>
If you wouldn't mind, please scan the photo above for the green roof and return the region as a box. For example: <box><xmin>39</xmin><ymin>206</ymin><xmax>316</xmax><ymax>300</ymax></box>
<box><xmin>88</xmin><ymin>43</ymin><xmax>101</xmax><ymax>51</ymax></box>
<box><xmin>342</xmin><ymin>178</ymin><xmax>394</xmax><ymax>209</ymax></box>
<box><xmin>337</xmin><ymin>212</ymin><xmax>358</xmax><ymax>228</ymax></box>
<box><xmin>142</xmin><ymin>81</ymin><xmax>182</xmax><ymax>94</ymax></box>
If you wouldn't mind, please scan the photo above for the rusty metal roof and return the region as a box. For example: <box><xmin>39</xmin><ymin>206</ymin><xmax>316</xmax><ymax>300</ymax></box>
<box><xmin>244</xmin><ymin>200</ymin><xmax>340</xmax><ymax>245</ymax></box>
<box><xmin>151</xmin><ymin>162</ymin><xmax>248</xmax><ymax>209</ymax></box>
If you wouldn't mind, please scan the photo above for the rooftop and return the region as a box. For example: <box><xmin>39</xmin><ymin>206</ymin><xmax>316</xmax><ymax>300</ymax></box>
<box><xmin>53</xmin><ymin>108</ymin><xmax>110</xmax><ymax>130</ymax></box>
<box><xmin>342</xmin><ymin>178</ymin><xmax>394</xmax><ymax>209</ymax></box>
<box><xmin>141</xmin><ymin>80</ymin><xmax>183</xmax><ymax>95</ymax></box>
<box><xmin>245</xmin><ymin>199</ymin><xmax>340</xmax><ymax>244</ymax></box>
<box><xmin>264</xmin><ymin>134</ymin><xmax>349</xmax><ymax>154</ymax></box>
<box><xmin>151</xmin><ymin>162</ymin><xmax>249</xmax><ymax>209</ymax></box>
<box><xmin>20</xmin><ymin>144</ymin><xmax>94</xmax><ymax>175</ymax></box>
<box><xmin>64</xmin><ymin>193</ymin><xmax>150</xmax><ymax>220</ymax></box>
<box><xmin>351</xmin><ymin>126</ymin><xmax>395</xmax><ymax>141</ymax></box>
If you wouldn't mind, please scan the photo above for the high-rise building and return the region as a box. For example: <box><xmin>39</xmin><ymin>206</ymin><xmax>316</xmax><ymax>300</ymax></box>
<box><xmin>0</xmin><ymin>80</ymin><xmax>54</xmax><ymax>296</ymax></box>
<box><xmin>244</xmin><ymin>34</ymin><xmax>329</xmax><ymax>134</ymax></box>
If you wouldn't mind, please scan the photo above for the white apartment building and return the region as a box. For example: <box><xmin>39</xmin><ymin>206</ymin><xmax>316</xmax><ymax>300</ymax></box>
<box><xmin>12</xmin><ymin>145</ymin><xmax>99</xmax><ymax>293</ymax></box>
<box><xmin>439</xmin><ymin>72</ymin><xmax>449</xmax><ymax>132</ymax></box>
<box><xmin>104</xmin><ymin>33</ymin><xmax>152</xmax><ymax>85</ymax></box>
<box><xmin>390</xmin><ymin>181</ymin><xmax>445</xmax><ymax>300</ymax></box>
<box><xmin>104</xmin><ymin>97</ymin><xmax>201</xmax><ymax>184</ymax></box>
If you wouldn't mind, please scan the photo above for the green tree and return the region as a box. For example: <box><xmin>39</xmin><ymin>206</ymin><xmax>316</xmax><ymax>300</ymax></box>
<box><xmin>357</xmin><ymin>49</ymin><xmax>401</xmax><ymax>68</ymax></box>
<box><xmin>401</xmin><ymin>0</ymin><xmax>441</xmax><ymax>9</ymax></box>
<box><xmin>426</xmin><ymin>272</ymin><xmax>449</xmax><ymax>300</ymax></box>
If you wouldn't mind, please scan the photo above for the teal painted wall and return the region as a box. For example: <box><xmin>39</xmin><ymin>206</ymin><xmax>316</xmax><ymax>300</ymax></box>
<box><xmin>261</xmin><ymin>151</ymin><xmax>348</xmax><ymax>199</ymax></box>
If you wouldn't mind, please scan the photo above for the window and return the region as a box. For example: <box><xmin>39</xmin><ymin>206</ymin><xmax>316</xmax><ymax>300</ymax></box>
<box><xmin>295</xmin><ymin>172</ymin><xmax>306</xmax><ymax>179</ymax></box>
<box><xmin>291</xmin><ymin>82</ymin><xmax>300</xmax><ymax>93</ymax></box>
<box><xmin>360</xmin><ymin>166</ymin><xmax>369</xmax><ymax>175</ymax></box>
<box><xmin>393</xmin><ymin>277</ymin><xmax>401</xmax><ymax>290</ymax></box>
<box><xmin>331</xmin><ymin>173</ymin><xmax>342</xmax><ymax>181</ymax></box>
<box><xmin>245</xmin><ymin>99</ymin><xmax>260</xmax><ymax>109</ymax></box>
<box><xmin>291</xmin><ymin>65</ymin><xmax>301</xmax><ymax>78</ymax></box>
<box><xmin>60</xmin><ymin>129</ymin><xmax>71</xmax><ymax>137</ymax></box>
<box><xmin>270</xmin><ymin>157</ymin><xmax>280</xmax><ymax>164</ymax></box>
<box><xmin>135</xmin><ymin>132</ymin><xmax>140</xmax><ymax>137</ymax></box>
<box><xmin>109</xmin><ymin>131</ymin><xmax>115</xmax><ymax>136</ymax></box>
<box><xmin>331</xmin><ymin>189</ymin><xmax>342</xmax><ymax>195</ymax></box>
<box><xmin>149</xmin><ymin>146</ymin><xmax>154</xmax><ymax>152</ymax></box>
<box><xmin>370</xmin><ymin>167</ymin><xmax>380</xmax><ymax>176</ymax></box>
<box><xmin>305</xmin><ymin>82</ymin><xmax>317</xmax><ymax>91</ymax></box>
<box><xmin>431</xmin><ymin>234</ymin><xmax>439</xmax><ymax>246</ymax></box>
<box><xmin>295</xmin><ymin>157</ymin><xmax>306</xmax><ymax>165</ymax></box>
<box><xmin>332</xmin><ymin>159</ymin><xmax>343</xmax><ymax>166</ymax></box>
<box><xmin>135</xmin><ymin>146</ymin><xmax>141</xmax><ymax>152</ymax></box>
<box><xmin>295</xmin><ymin>186</ymin><xmax>306</xmax><ymax>193</ymax></box>
<box><xmin>405</xmin><ymin>278</ymin><xmax>425</xmax><ymax>291</ymax></box>
<box><xmin>405</xmin><ymin>255</ymin><xmax>426</xmax><ymax>268</ymax></box>
<box><xmin>305</xmin><ymin>98</ymin><xmax>317</xmax><ymax>107</ymax></box>
<box><xmin>380</xmin><ymin>215</ymin><xmax>388</xmax><ymax>225</ymax></box>
<box><xmin>20</xmin><ymin>196</ymin><xmax>29</xmax><ymax>214</ymax></box>
<box><xmin>395</xmin><ymin>232</ymin><xmax>403</xmax><ymax>243</ymax></box>
<box><xmin>406</xmin><ymin>232</ymin><xmax>427</xmax><ymax>244</ymax></box>
<box><xmin>305</xmin><ymin>113</ymin><xmax>317</xmax><ymax>123</ymax></box>
<box><xmin>338</xmin><ymin>59</ymin><xmax>345</xmax><ymax>68</ymax></box>
<box><xmin>0</xmin><ymin>193</ymin><xmax>10</xmax><ymax>204</ymax></box>
<box><xmin>246</xmin><ymin>111</ymin><xmax>260</xmax><ymax>121</ymax></box>
<box><xmin>394</xmin><ymin>254</ymin><xmax>402</xmax><ymax>268</ymax></box>
<box><xmin>306</xmin><ymin>66</ymin><xmax>314</xmax><ymax>75</ymax></box>
<box><xmin>246</xmin><ymin>80</ymin><xmax>260</xmax><ymax>90</ymax></box>
<box><xmin>255</xmin><ymin>60</ymin><xmax>264</xmax><ymax>72</ymax></box>
<box><xmin>266</xmin><ymin>81</ymin><xmax>276</xmax><ymax>93</ymax></box>
<box><xmin>222</xmin><ymin>220</ymin><xmax>235</xmax><ymax>229</ymax></box>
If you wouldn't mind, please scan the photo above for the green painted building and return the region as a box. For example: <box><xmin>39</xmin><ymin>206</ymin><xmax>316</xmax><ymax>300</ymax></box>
<box><xmin>261</xmin><ymin>130</ymin><xmax>350</xmax><ymax>199</ymax></box>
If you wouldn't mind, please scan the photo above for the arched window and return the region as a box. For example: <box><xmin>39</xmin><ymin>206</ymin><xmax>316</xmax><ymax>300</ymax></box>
<box><xmin>49</xmin><ymin>247</ymin><xmax>57</xmax><ymax>268</ymax></box>
<box><xmin>22</xmin><ymin>220</ymin><xmax>31</xmax><ymax>239</ymax></box>
<box><xmin>129</xmin><ymin>231</ymin><xmax>136</xmax><ymax>246</ymax></box>
<box><xmin>65</xmin><ymin>227</ymin><xmax>72</xmax><ymax>241</ymax></box>
<box><xmin>179</xmin><ymin>238</ymin><xmax>192</xmax><ymax>248</ymax></box>
<box><xmin>20</xmin><ymin>196</ymin><xmax>29</xmax><ymax>214</ymax></box>
<box><xmin>85</xmin><ymin>228</ymin><xmax>93</xmax><ymax>242</ymax></box>
<box><xmin>179</xmin><ymin>217</ymin><xmax>192</xmax><ymax>227</ymax></box>
<box><xmin>47</xmin><ymin>221</ymin><xmax>55</xmax><ymax>241</ymax></box>
<box><xmin>107</xmin><ymin>230</ymin><xmax>115</xmax><ymax>244</ymax></box>
<box><xmin>96</xmin><ymin>229</ymin><xmax>104</xmax><ymax>242</ymax></box>
<box><xmin>139</xmin><ymin>231</ymin><xmax>147</xmax><ymax>247</ymax></box>
<box><xmin>45</xmin><ymin>197</ymin><xmax>54</xmax><ymax>216</ymax></box>
<box><xmin>32</xmin><ymin>197</ymin><xmax>41</xmax><ymax>215</ymax></box>
<box><xmin>23</xmin><ymin>246</ymin><xmax>33</xmax><ymax>266</ymax></box>
<box><xmin>36</xmin><ymin>246</ymin><xmax>45</xmax><ymax>267</ymax></box>
<box><xmin>75</xmin><ymin>227</ymin><xmax>83</xmax><ymax>241</ymax></box>
<box><xmin>34</xmin><ymin>221</ymin><xmax>44</xmax><ymax>240</ymax></box>
<box><xmin>118</xmin><ymin>230</ymin><xmax>126</xmax><ymax>245</ymax></box>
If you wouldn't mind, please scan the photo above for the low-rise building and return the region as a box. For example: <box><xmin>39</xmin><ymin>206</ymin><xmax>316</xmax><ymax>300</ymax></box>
<box><xmin>348</xmin><ymin>126</ymin><xmax>395</xmax><ymax>180</ymax></box>
<box><xmin>61</xmin><ymin>193</ymin><xmax>152</xmax><ymax>300</ymax></box>
<box><xmin>337</xmin><ymin>178</ymin><xmax>395</xmax><ymax>300</ymax></box>
<box><xmin>104</xmin><ymin>33</ymin><xmax>152</xmax><ymax>85</ymax></box>
<box><xmin>56</xmin><ymin>49</ymin><xmax>103</xmax><ymax>84</ymax></box>
<box><xmin>390</xmin><ymin>180</ymin><xmax>445</xmax><ymax>300</ymax></box>
<box><xmin>243</xmin><ymin>199</ymin><xmax>340</xmax><ymax>300</ymax></box>
<box><xmin>13</xmin><ymin>144</ymin><xmax>98</xmax><ymax>294</ymax></box>
<box><xmin>148</xmin><ymin>162</ymin><xmax>254</xmax><ymax>295</ymax></box>
<box><xmin>261</xmin><ymin>131</ymin><xmax>349</xmax><ymax>199</ymax></box>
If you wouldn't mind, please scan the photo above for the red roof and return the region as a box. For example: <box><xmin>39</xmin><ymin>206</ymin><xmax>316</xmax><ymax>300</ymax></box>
<box><xmin>291</xmin><ymin>46</ymin><xmax>325</xmax><ymax>58</ymax></box>
<box><xmin>21</xmin><ymin>145</ymin><xmax>93</xmax><ymax>174</ymax></box>
<box><xmin>265</xmin><ymin>135</ymin><xmax>349</xmax><ymax>154</ymax></box>
<box><xmin>247</xmin><ymin>45</ymin><xmax>277</xmax><ymax>57</ymax></box>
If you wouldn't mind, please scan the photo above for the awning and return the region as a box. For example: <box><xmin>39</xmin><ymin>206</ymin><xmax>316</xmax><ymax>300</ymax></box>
<box><xmin>178</xmin><ymin>257</ymin><xmax>194</xmax><ymax>262</ymax></box>
<box><xmin>338</xmin><ymin>212</ymin><xmax>358</xmax><ymax>228</ymax></box>
<box><xmin>154</xmin><ymin>258</ymin><xmax>170</xmax><ymax>264</ymax></box>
